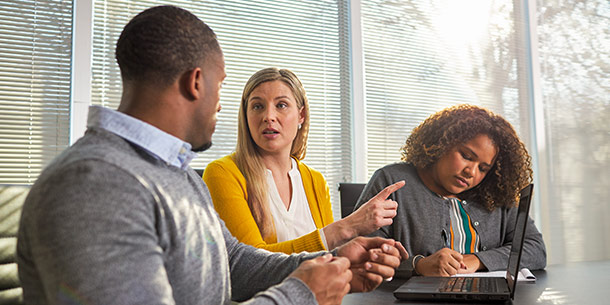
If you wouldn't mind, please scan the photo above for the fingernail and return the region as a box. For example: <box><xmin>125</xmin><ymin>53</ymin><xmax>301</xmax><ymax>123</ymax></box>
<box><xmin>365</xmin><ymin>262</ymin><xmax>372</xmax><ymax>270</ymax></box>
<box><xmin>371</xmin><ymin>253</ymin><xmax>378</xmax><ymax>260</ymax></box>
<box><xmin>382</xmin><ymin>244</ymin><xmax>389</xmax><ymax>251</ymax></box>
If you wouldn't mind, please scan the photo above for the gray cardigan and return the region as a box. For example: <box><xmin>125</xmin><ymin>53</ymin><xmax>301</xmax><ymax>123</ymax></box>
<box><xmin>354</xmin><ymin>163</ymin><xmax>546</xmax><ymax>274</ymax></box>
<box><xmin>17</xmin><ymin>127</ymin><xmax>318</xmax><ymax>305</ymax></box>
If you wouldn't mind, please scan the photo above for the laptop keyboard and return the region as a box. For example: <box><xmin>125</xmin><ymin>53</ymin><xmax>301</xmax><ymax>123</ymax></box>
<box><xmin>439</xmin><ymin>277</ymin><xmax>497</xmax><ymax>293</ymax></box>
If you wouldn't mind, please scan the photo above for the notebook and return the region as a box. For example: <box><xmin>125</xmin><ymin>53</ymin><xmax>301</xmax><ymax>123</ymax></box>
<box><xmin>393</xmin><ymin>184</ymin><xmax>534</xmax><ymax>302</ymax></box>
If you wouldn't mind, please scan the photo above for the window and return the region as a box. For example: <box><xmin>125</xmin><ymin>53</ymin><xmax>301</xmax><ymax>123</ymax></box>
<box><xmin>536</xmin><ymin>0</ymin><xmax>610</xmax><ymax>263</ymax></box>
<box><xmin>360</xmin><ymin>0</ymin><xmax>532</xmax><ymax>178</ymax></box>
<box><xmin>4</xmin><ymin>1</ymin><xmax>609</xmax><ymax>264</ymax></box>
<box><xmin>91</xmin><ymin>0</ymin><xmax>351</xmax><ymax>219</ymax></box>
<box><xmin>0</xmin><ymin>0</ymin><xmax>72</xmax><ymax>184</ymax></box>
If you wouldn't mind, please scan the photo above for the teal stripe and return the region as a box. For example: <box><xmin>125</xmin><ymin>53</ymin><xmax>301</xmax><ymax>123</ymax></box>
<box><xmin>457</xmin><ymin>201</ymin><xmax>473</xmax><ymax>254</ymax></box>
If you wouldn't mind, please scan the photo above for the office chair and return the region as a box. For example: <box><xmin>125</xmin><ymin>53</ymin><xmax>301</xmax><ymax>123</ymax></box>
<box><xmin>338</xmin><ymin>183</ymin><xmax>366</xmax><ymax>218</ymax></box>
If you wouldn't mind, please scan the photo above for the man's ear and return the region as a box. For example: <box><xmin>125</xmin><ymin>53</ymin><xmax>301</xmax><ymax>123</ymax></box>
<box><xmin>182</xmin><ymin>67</ymin><xmax>203</xmax><ymax>101</ymax></box>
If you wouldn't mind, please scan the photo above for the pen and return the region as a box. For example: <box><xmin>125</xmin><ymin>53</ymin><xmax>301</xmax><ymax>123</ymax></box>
<box><xmin>442</xmin><ymin>228</ymin><xmax>467</xmax><ymax>269</ymax></box>
<box><xmin>441</xmin><ymin>229</ymin><xmax>450</xmax><ymax>248</ymax></box>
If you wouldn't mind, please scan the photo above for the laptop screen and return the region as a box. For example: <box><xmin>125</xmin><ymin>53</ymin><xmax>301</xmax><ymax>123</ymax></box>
<box><xmin>505</xmin><ymin>183</ymin><xmax>533</xmax><ymax>298</ymax></box>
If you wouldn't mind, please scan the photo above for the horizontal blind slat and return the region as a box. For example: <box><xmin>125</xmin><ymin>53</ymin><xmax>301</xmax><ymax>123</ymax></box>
<box><xmin>0</xmin><ymin>0</ymin><xmax>72</xmax><ymax>184</ymax></box>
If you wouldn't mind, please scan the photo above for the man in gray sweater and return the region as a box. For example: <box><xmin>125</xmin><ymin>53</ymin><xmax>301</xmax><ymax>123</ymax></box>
<box><xmin>16</xmin><ymin>5</ymin><xmax>404</xmax><ymax>305</ymax></box>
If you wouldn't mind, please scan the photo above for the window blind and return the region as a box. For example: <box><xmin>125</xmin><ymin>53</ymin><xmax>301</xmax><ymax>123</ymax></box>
<box><xmin>360</xmin><ymin>0</ymin><xmax>532</xmax><ymax>178</ymax></box>
<box><xmin>0</xmin><ymin>0</ymin><xmax>72</xmax><ymax>184</ymax></box>
<box><xmin>91</xmin><ymin>0</ymin><xmax>351</xmax><ymax>219</ymax></box>
<box><xmin>536</xmin><ymin>0</ymin><xmax>610</xmax><ymax>263</ymax></box>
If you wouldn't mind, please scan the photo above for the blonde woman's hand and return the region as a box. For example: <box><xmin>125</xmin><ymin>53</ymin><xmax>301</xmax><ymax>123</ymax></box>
<box><xmin>345</xmin><ymin>180</ymin><xmax>405</xmax><ymax>236</ymax></box>
<box><xmin>322</xmin><ymin>181</ymin><xmax>404</xmax><ymax>249</ymax></box>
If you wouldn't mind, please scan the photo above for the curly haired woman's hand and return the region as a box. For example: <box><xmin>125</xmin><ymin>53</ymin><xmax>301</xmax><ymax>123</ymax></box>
<box><xmin>415</xmin><ymin>248</ymin><xmax>467</xmax><ymax>276</ymax></box>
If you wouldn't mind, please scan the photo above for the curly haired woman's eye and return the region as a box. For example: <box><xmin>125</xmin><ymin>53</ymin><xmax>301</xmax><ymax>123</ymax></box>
<box><xmin>460</xmin><ymin>151</ymin><xmax>472</xmax><ymax>161</ymax></box>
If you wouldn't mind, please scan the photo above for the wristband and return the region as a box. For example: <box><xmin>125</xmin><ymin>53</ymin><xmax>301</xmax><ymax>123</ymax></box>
<box><xmin>412</xmin><ymin>254</ymin><xmax>425</xmax><ymax>275</ymax></box>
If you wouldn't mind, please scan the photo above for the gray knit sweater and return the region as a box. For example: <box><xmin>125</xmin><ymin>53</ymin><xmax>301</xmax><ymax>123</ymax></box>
<box><xmin>354</xmin><ymin>163</ymin><xmax>546</xmax><ymax>274</ymax></box>
<box><xmin>17</xmin><ymin>127</ymin><xmax>318</xmax><ymax>305</ymax></box>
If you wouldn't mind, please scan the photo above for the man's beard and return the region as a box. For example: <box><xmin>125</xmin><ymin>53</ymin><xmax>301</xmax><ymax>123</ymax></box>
<box><xmin>192</xmin><ymin>141</ymin><xmax>212</xmax><ymax>152</ymax></box>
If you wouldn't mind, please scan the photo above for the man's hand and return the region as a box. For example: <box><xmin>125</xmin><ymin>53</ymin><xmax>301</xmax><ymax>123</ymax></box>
<box><xmin>289</xmin><ymin>254</ymin><xmax>352</xmax><ymax>305</ymax></box>
<box><xmin>415</xmin><ymin>248</ymin><xmax>467</xmax><ymax>276</ymax></box>
<box><xmin>335</xmin><ymin>236</ymin><xmax>406</xmax><ymax>292</ymax></box>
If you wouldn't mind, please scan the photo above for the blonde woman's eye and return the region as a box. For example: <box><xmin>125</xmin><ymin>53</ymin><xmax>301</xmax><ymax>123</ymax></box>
<box><xmin>277</xmin><ymin>103</ymin><xmax>288</xmax><ymax>109</ymax></box>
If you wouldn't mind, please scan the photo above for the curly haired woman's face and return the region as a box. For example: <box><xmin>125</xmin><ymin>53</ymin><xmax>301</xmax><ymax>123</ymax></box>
<box><xmin>420</xmin><ymin>133</ymin><xmax>498</xmax><ymax>197</ymax></box>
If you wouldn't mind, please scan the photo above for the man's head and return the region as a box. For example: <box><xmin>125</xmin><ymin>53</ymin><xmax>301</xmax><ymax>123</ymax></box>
<box><xmin>116</xmin><ymin>5</ymin><xmax>220</xmax><ymax>87</ymax></box>
<box><xmin>115</xmin><ymin>6</ymin><xmax>225</xmax><ymax>152</ymax></box>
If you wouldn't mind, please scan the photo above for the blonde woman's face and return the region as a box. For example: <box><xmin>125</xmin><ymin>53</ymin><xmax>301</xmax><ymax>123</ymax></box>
<box><xmin>246</xmin><ymin>80</ymin><xmax>304</xmax><ymax>157</ymax></box>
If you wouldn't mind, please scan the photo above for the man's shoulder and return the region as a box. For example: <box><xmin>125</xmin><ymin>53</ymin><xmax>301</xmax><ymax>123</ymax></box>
<box><xmin>33</xmin><ymin>128</ymin><xmax>155</xmax><ymax>194</ymax></box>
<box><xmin>20</xmin><ymin>130</ymin><xmax>154</xmax><ymax>227</ymax></box>
<box><xmin>59</xmin><ymin>128</ymin><xmax>151</xmax><ymax>172</ymax></box>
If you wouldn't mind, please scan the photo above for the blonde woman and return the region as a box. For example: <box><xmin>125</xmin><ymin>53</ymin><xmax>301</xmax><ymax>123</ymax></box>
<box><xmin>204</xmin><ymin>68</ymin><xmax>404</xmax><ymax>254</ymax></box>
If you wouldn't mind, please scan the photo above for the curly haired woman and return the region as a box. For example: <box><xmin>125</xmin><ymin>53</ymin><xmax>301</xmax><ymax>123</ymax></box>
<box><xmin>353</xmin><ymin>104</ymin><xmax>546</xmax><ymax>276</ymax></box>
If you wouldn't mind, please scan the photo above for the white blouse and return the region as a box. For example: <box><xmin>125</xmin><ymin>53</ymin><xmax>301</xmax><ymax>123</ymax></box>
<box><xmin>266</xmin><ymin>158</ymin><xmax>328</xmax><ymax>249</ymax></box>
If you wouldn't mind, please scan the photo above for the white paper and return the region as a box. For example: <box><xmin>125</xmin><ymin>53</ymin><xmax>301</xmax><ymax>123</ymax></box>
<box><xmin>452</xmin><ymin>268</ymin><xmax>536</xmax><ymax>282</ymax></box>
<box><xmin>519</xmin><ymin>268</ymin><xmax>536</xmax><ymax>281</ymax></box>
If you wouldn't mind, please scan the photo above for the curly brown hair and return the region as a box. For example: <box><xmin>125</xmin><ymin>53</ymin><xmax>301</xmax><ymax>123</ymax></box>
<box><xmin>401</xmin><ymin>104</ymin><xmax>532</xmax><ymax>210</ymax></box>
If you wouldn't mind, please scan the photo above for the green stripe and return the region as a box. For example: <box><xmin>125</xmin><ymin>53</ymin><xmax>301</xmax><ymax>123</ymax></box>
<box><xmin>457</xmin><ymin>201</ymin><xmax>473</xmax><ymax>254</ymax></box>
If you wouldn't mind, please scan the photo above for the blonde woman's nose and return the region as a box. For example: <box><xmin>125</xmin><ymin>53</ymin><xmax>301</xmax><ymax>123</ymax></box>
<box><xmin>263</xmin><ymin>108</ymin><xmax>277</xmax><ymax>122</ymax></box>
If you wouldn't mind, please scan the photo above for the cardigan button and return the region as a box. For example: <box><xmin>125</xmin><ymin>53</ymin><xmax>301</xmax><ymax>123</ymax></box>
<box><xmin>474</xmin><ymin>221</ymin><xmax>480</xmax><ymax>226</ymax></box>
<box><xmin>482</xmin><ymin>246</ymin><xmax>487</xmax><ymax>250</ymax></box>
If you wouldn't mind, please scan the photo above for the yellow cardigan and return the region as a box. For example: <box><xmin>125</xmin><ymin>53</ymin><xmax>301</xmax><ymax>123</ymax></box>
<box><xmin>203</xmin><ymin>154</ymin><xmax>334</xmax><ymax>254</ymax></box>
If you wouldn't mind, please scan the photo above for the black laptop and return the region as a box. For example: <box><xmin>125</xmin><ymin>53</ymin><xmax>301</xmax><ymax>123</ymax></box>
<box><xmin>393</xmin><ymin>184</ymin><xmax>534</xmax><ymax>302</ymax></box>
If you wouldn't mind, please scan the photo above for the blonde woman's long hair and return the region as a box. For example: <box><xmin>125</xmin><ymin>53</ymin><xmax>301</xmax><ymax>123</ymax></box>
<box><xmin>234</xmin><ymin>67</ymin><xmax>310</xmax><ymax>239</ymax></box>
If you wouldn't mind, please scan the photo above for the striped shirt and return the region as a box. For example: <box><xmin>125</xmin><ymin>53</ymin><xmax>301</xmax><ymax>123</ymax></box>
<box><xmin>448</xmin><ymin>198</ymin><xmax>480</xmax><ymax>254</ymax></box>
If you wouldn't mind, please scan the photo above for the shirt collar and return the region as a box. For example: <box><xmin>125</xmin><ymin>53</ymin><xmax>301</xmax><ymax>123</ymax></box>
<box><xmin>264</xmin><ymin>158</ymin><xmax>300</xmax><ymax>176</ymax></box>
<box><xmin>86</xmin><ymin>106</ymin><xmax>197</xmax><ymax>170</ymax></box>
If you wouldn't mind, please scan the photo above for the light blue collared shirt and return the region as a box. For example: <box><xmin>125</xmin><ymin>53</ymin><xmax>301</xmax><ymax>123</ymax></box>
<box><xmin>86</xmin><ymin>106</ymin><xmax>197</xmax><ymax>170</ymax></box>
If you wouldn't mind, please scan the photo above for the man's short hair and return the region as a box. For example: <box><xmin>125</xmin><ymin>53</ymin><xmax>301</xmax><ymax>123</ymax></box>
<box><xmin>115</xmin><ymin>5</ymin><xmax>220</xmax><ymax>87</ymax></box>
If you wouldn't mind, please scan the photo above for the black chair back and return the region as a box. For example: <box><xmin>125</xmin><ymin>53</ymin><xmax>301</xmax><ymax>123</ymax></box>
<box><xmin>338</xmin><ymin>183</ymin><xmax>366</xmax><ymax>218</ymax></box>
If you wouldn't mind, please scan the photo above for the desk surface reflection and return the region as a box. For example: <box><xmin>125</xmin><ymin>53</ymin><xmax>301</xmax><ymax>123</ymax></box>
<box><xmin>342</xmin><ymin>260</ymin><xmax>610</xmax><ymax>305</ymax></box>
